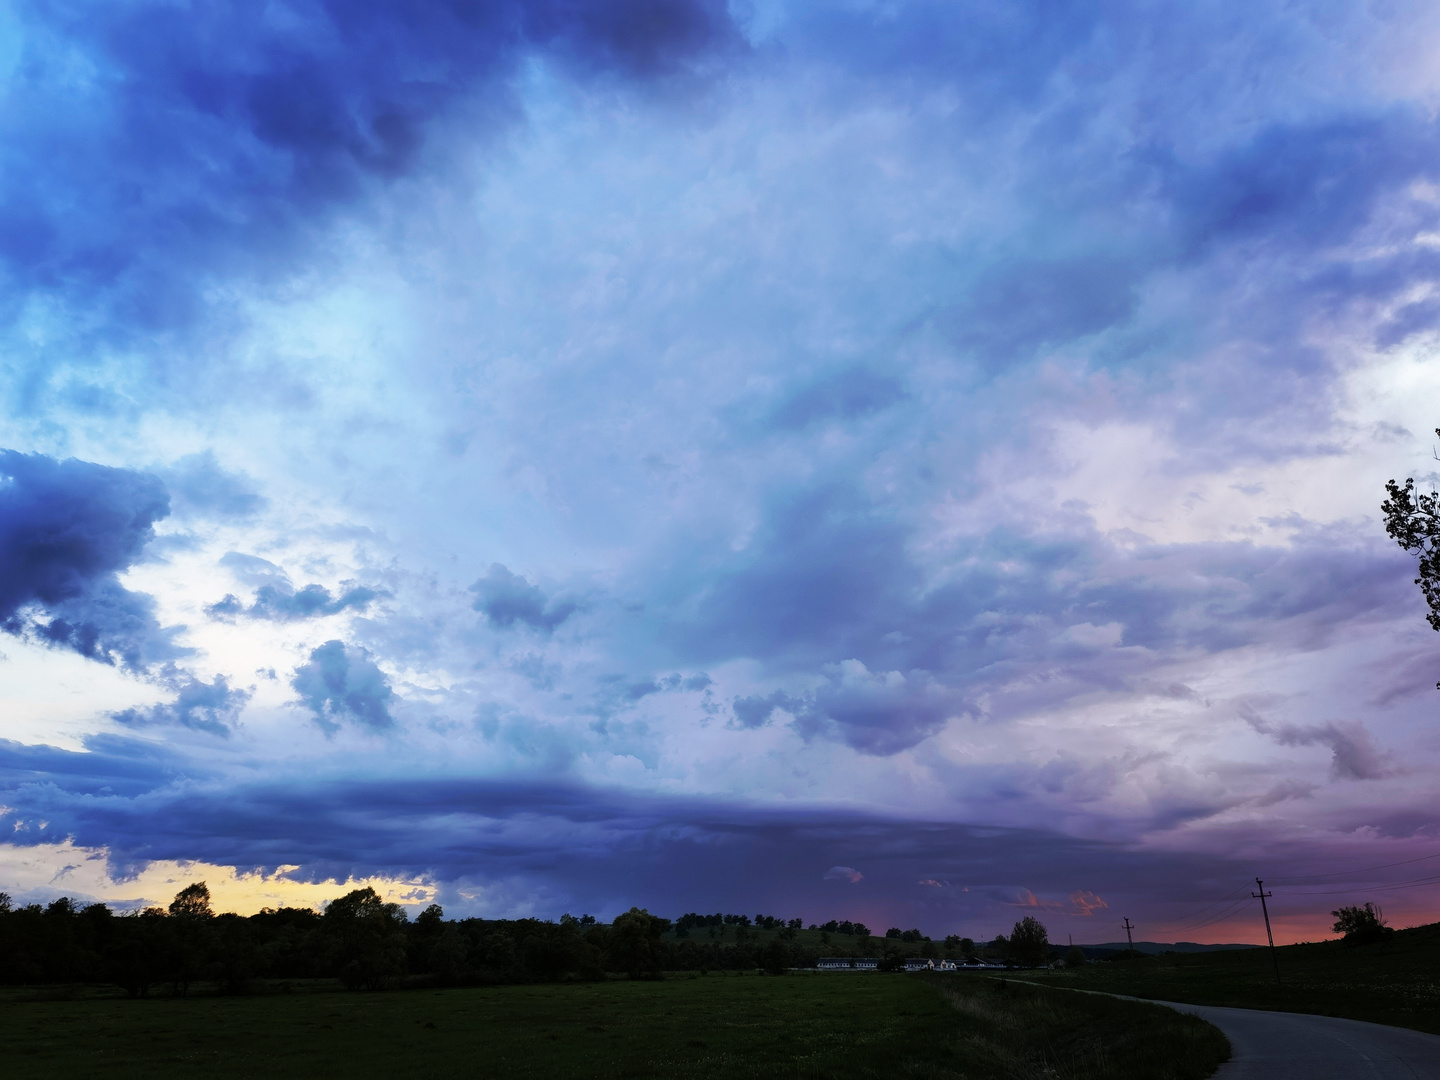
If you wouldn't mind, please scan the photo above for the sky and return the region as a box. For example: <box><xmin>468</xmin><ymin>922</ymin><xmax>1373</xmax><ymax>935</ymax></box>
<box><xmin>3</xmin><ymin>0</ymin><xmax>1440</xmax><ymax>946</ymax></box>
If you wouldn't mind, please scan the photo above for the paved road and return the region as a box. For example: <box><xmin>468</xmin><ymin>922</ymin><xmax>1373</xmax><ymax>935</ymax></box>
<box><xmin>1158</xmin><ymin>999</ymin><xmax>1440</xmax><ymax>1079</ymax></box>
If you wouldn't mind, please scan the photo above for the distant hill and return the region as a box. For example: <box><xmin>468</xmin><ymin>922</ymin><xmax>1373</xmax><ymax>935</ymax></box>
<box><xmin>1084</xmin><ymin>941</ymin><xmax>1259</xmax><ymax>955</ymax></box>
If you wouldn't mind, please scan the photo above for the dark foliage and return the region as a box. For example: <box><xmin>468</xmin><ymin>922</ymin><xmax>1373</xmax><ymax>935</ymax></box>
<box><xmin>0</xmin><ymin>888</ymin><xmax>851</xmax><ymax>994</ymax></box>
<box><xmin>883</xmin><ymin>926</ymin><xmax>927</xmax><ymax>942</ymax></box>
<box><xmin>817</xmin><ymin>918</ymin><xmax>871</xmax><ymax>936</ymax></box>
<box><xmin>1331</xmin><ymin>902</ymin><xmax>1393</xmax><ymax>946</ymax></box>
<box><xmin>1010</xmin><ymin>916</ymin><xmax>1050</xmax><ymax>967</ymax></box>
<box><xmin>1383</xmin><ymin>442</ymin><xmax>1440</xmax><ymax>685</ymax></box>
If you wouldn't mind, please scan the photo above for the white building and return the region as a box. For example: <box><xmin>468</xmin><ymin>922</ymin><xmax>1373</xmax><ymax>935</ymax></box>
<box><xmin>817</xmin><ymin>957</ymin><xmax>880</xmax><ymax>970</ymax></box>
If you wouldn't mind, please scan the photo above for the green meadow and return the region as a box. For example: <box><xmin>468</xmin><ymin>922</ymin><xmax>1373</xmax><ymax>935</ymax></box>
<box><xmin>1</xmin><ymin>971</ymin><xmax>1228</xmax><ymax>1079</ymax></box>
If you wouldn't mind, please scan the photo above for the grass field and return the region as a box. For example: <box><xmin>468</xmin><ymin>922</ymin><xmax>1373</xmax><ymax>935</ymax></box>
<box><xmin>1024</xmin><ymin>920</ymin><xmax>1440</xmax><ymax>1035</ymax></box>
<box><xmin>0</xmin><ymin>971</ymin><xmax>1229</xmax><ymax>1079</ymax></box>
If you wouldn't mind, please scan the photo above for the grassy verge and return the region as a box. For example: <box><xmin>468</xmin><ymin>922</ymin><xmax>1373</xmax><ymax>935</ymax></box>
<box><xmin>1022</xmin><ymin>921</ymin><xmax>1440</xmax><ymax>1035</ymax></box>
<box><xmin>923</xmin><ymin>974</ymin><xmax>1229</xmax><ymax>1079</ymax></box>
<box><xmin>0</xmin><ymin>971</ymin><xmax>1229</xmax><ymax>1079</ymax></box>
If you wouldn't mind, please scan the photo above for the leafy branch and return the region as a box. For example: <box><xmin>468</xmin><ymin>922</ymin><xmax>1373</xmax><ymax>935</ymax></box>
<box><xmin>1382</xmin><ymin>428</ymin><xmax>1440</xmax><ymax>641</ymax></box>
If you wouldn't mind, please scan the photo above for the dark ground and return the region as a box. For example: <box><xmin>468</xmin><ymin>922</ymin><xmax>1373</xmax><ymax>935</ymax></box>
<box><xmin>0</xmin><ymin>970</ymin><xmax>1228</xmax><ymax>1079</ymax></box>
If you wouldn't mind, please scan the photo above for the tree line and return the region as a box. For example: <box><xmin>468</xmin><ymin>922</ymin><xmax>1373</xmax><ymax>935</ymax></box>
<box><xmin>0</xmin><ymin>885</ymin><xmax>1069</xmax><ymax>994</ymax></box>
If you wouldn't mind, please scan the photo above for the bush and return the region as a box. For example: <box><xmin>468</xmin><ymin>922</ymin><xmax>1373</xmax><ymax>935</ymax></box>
<box><xmin>1331</xmin><ymin>903</ymin><xmax>1392</xmax><ymax>945</ymax></box>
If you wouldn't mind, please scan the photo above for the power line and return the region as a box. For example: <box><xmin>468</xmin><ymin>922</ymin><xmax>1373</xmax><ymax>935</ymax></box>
<box><xmin>1160</xmin><ymin>878</ymin><xmax>1268</xmax><ymax>934</ymax></box>
<box><xmin>1165</xmin><ymin>895</ymin><xmax>1253</xmax><ymax>933</ymax></box>
<box><xmin>1164</xmin><ymin>860</ymin><xmax>1440</xmax><ymax>933</ymax></box>
<box><xmin>1118</xmin><ymin>857</ymin><xmax>1440</xmax><ymax>945</ymax></box>
<box><xmin>1160</xmin><ymin>883</ymin><xmax>1254</xmax><ymax>929</ymax></box>
<box><xmin>1168</xmin><ymin>895</ymin><xmax>1257</xmax><ymax>934</ymax></box>
<box><xmin>1286</xmin><ymin>872</ymin><xmax>1440</xmax><ymax>898</ymax></box>
<box><xmin>1272</xmin><ymin>849</ymin><xmax>1440</xmax><ymax>885</ymax></box>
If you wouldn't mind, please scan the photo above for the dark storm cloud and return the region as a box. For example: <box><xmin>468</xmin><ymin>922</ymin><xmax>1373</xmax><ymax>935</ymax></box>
<box><xmin>0</xmin><ymin>734</ymin><xmax>187</xmax><ymax>800</ymax></box>
<box><xmin>471</xmin><ymin>564</ymin><xmax>576</xmax><ymax>633</ymax></box>
<box><xmin>0</xmin><ymin>0</ymin><xmax>741</xmax><ymax>351</ymax></box>
<box><xmin>1164</xmin><ymin>114</ymin><xmax>1440</xmax><ymax>257</ymax></box>
<box><xmin>110</xmin><ymin>675</ymin><xmax>253</xmax><ymax>738</ymax></box>
<box><xmin>0</xmin><ymin>449</ymin><xmax>178</xmax><ymax>669</ymax></box>
<box><xmin>0</xmin><ymin>765</ymin><xmax>1260</xmax><ymax>926</ymax></box>
<box><xmin>292</xmin><ymin>640</ymin><xmax>395</xmax><ymax>732</ymax></box>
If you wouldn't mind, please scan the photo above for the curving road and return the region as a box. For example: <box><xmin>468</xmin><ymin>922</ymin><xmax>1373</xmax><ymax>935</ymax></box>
<box><xmin>1159</xmin><ymin>1000</ymin><xmax>1440</xmax><ymax>1079</ymax></box>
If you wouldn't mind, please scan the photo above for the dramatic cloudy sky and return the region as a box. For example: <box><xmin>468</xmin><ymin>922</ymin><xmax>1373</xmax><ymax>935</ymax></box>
<box><xmin>4</xmin><ymin>0</ymin><xmax>1440</xmax><ymax>944</ymax></box>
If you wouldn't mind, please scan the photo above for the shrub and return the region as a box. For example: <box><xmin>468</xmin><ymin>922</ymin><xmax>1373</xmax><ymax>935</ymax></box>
<box><xmin>1331</xmin><ymin>903</ymin><xmax>1392</xmax><ymax>945</ymax></box>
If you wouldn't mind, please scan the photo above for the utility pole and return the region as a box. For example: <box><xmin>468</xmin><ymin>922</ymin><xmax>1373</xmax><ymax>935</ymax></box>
<box><xmin>1121</xmin><ymin>918</ymin><xmax>1135</xmax><ymax>953</ymax></box>
<box><xmin>1252</xmin><ymin>878</ymin><xmax>1281</xmax><ymax>987</ymax></box>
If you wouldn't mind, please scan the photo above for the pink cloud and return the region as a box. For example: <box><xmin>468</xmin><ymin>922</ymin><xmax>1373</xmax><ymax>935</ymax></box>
<box><xmin>1069</xmin><ymin>890</ymin><xmax>1108</xmax><ymax>916</ymax></box>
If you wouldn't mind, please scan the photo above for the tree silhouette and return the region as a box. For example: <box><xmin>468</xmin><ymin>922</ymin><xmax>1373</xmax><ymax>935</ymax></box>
<box><xmin>166</xmin><ymin>882</ymin><xmax>215</xmax><ymax>995</ymax></box>
<box><xmin>168</xmin><ymin>881</ymin><xmax>214</xmax><ymax>920</ymax></box>
<box><xmin>607</xmin><ymin>907</ymin><xmax>667</xmax><ymax>979</ymax></box>
<box><xmin>1009</xmin><ymin>916</ymin><xmax>1050</xmax><ymax>967</ymax></box>
<box><xmin>323</xmin><ymin>886</ymin><xmax>409</xmax><ymax>989</ymax></box>
<box><xmin>1383</xmin><ymin>440</ymin><xmax>1440</xmax><ymax>686</ymax></box>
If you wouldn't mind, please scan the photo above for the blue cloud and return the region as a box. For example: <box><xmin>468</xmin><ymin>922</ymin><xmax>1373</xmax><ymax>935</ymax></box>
<box><xmin>209</xmin><ymin>583</ymin><xmax>382</xmax><ymax>622</ymax></box>
<box><xmin>0</xmin><ymin>0</ymin><xmax>741</xmax><ymax>361</ymax></box>
<box><xmin>111</xmin><ymin>675</ymin><xmax>253</xmax><ymax>738</ymax></box>
<box><xmin>1165</xmin><ymin>115</ymin><xmax>1438</xmax><ymax>256</ymax></box>
<box><xmin>0</xmin><ymin>733</ymin><xmax>187</xmax><ymax>801</ymax></box>
<box><xmin>941</xmin><ymin>255</ymin><xmax>1140</xmax><ymax>368</ymax></box>
<box><xmin>660</xmin><ymin>480</ymin><xmax>1415</xmax><ymax>752</ymax></box>
<box><xmin>157</xmin><ymin>451</ymin><xmax>265</xmax><ymax>519</ymax></box>
<box><xmin>730</xmin><ymin>690</ymin><xmax>793</xmax><ymax>730</ymax></box>
<box><xmin>764</xmin><ymin>367</ymin><xmax>907</xmax><ymax>432</ymax></box>
<box><xmin>292</xmin><ymin>639</ymin><xmax>395</xmax><ymax>732</ymax></box>
<box><xmin>207</xmin><ymin>551</ymin><xmax>383</xmax><ymax>621</ymax></box>
<box><xmin>471</xmin><ymin>564</ymin><xmax>576</xmax><ymax>633</ymax></box>
<box><xmin>0</xmin><ymin>449</ymin><xmax>178</xmax><ymax>669</ymax></box>
<box><xmin>668</xmin><ymin>484</ymin><xmax>918</xmax><ymax>668</ymax></box>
